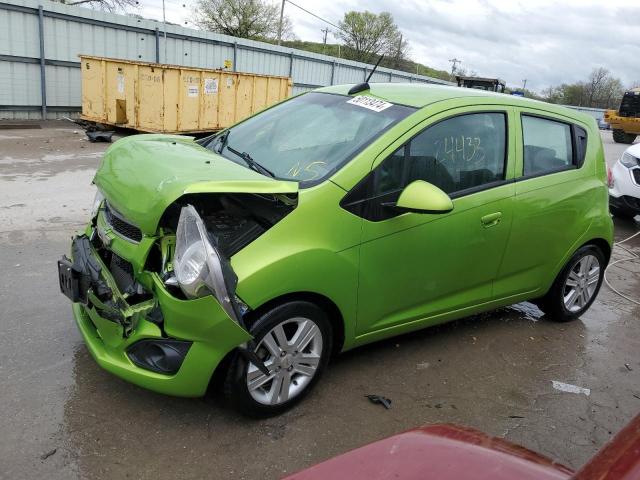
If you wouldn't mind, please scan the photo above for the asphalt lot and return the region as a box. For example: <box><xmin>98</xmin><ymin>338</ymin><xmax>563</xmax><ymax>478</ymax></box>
<box><xmin>0</xmin><ymin>124</ymin><xmax>638</xmax><ymax>479</ymax></box>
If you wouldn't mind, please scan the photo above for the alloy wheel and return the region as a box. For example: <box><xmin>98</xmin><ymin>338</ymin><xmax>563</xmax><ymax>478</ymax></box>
<box><xmin>246</xmin><ymin>317</ymin><xmax>323</xmax><ymax>406</ymax></box>
<box><xmin>562</xmin><ymin>254</ymin><xmax>600</xmax><ymax>312</ymax></box>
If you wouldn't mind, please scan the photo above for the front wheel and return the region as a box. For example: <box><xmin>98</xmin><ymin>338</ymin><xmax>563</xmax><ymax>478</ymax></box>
<box><xmin>224</xmin><ymin>301</ymin><xmax>332</xmax><ymax>417</ymax></box>
<box><xmin>538</xmin><ymin>245</ymin><xmax>606</xmax><ymax>322</ymax></box>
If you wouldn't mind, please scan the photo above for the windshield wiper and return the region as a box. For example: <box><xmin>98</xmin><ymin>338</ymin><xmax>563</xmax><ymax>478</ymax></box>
<box><xmin>214</xmin><ymin>130</ymin><xmax>230</xmax><ymax>153</ymax></box>
<box><xmin>225</xmin><ymin>144</ymin><xmax>275</xmax><ymax>179</ymax></box>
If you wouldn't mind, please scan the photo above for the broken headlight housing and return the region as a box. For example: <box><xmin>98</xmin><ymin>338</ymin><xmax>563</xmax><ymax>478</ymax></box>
<box><xmin>90</xmin><ymin>190</ymin><xmax>105</xmax><ymax>218</ymax></box>
<box><xmin>173</xmin><ymin>205</ymin><xmax>240</xmax><ymax>323</ymax></box>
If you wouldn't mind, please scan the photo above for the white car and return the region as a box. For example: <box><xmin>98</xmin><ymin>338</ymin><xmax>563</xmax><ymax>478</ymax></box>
<box><xmin>609</xmin><ymin>143</ymin><xmax>640</xmax><ymax>219</ymax></box>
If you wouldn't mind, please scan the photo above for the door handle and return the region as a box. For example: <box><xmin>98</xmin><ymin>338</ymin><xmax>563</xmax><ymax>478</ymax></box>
<box><xmin>481</xmin><ymin>212</ymin><xmax>502</xmax><ymax>228</ymax></box>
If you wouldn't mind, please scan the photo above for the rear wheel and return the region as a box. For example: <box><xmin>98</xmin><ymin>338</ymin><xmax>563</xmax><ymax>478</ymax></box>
<box><xmin>612</xmin><ymin>129</ymin><xmax>637</xmax><ymax>144</ymax></box>
<box><xmin>224</xmin><ymin>301</ymin><xmax>332</xmax><ymax>417</ymax></box>
<box><xmin>537</xmin><ymin>245</ymin><xmax>605</xmax><ymax>322</ymax></box>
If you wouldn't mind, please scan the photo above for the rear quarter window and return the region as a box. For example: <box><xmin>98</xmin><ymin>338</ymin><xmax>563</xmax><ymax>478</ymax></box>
<box><xmin>522</xmin><ymin>115</ymin><xmax>573</xmax><ymax>176</ymax></box>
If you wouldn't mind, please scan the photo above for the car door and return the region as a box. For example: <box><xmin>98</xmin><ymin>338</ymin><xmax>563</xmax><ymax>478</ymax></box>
<box><xmin>492</xmin><ymin>110</ymin><xmax>592</xmax><ymax>298</ymax></box>
<box><xmin>342</xmin><ymin>106</ymin><xmax>517</xmax><ymax>338</ymax></box>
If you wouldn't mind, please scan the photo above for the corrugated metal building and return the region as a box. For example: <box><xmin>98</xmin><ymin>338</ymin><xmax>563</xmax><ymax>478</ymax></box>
<box><xmin>0</xmin><ymin>0</ymin><xmax>453</xmax><ymax>120</ymax></box>
<box><xmin>564</xmin><ymin>105</ymin><xmax>607</xmax><ymax>122</ymax></box>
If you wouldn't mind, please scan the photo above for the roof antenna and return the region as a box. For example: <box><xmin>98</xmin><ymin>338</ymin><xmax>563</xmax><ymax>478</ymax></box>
<box><xmin>348</xmin><ymin>54</ymin><xmax>384</xmax><ymax>95</ymax></box>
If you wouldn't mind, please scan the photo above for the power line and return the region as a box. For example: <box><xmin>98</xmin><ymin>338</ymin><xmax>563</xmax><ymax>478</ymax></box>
<box><xmin>284</xmin><ymin>0</ymin><xmax>345</xmax><ymax>34</ymax></box>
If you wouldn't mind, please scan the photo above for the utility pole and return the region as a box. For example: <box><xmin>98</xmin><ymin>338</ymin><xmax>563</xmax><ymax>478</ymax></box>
<box><xmin>449</xmin><ymin>58</ymin><xmax>461</xmax><ymax>76</ymax></box>
<box><xmin>394</xmin><ymin>33</ymin><xmax>402</xmax><ymax>68</ymax></box>
<box><xmin>162</xmin><ymin>0</ymin><xmax>167</xmax><ymax>62</ymax></box>
<box><xmin>321</xmin><ymin>27</ymin><xmax>329</xmax><ymax>54</ymax></box>
<box><xmin>277</xmin><ymin>0</ymin><xmax>285</xmax><ymax>46</ymax></box>
<box><xmin>522</xmin><ymin>79</ymin><xmax>527</xmax><ymax>91</ymax></box>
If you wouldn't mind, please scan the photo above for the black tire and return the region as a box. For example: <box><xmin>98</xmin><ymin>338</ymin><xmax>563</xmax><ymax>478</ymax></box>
<box><xmin>224</xmin><ymin>301</ymin><xmax>332</xmax><ymax>417</ymax></box>
<box><xmin>537</xmin><ymin>245</ymin><xmax>606</xmax><ymax>322</ymax></box>
<box><xmin>610</xmin><ymin>204</ymin><xmax>636</xmax><ymax>220</ymax></box>
<box><xmin>612</xmin><ymin>129</ymin><xmax>637</xmax><ymax>144</ymax></box>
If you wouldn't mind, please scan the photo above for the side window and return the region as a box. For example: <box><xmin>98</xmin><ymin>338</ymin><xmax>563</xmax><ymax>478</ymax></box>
<box><xmin>574</xmin><ymin>126</ymin><xmax>588</xmax><ymax>167</ymax></box>
<box><xmin>375</xmin><ymin>112</ymin><xmax>507</xmax><ymax>196</ymax></box>
<box><xmin>341</xmin><ymin>112</ymin><xmax>507</xmax><ymax>222</ymax></box>
<box><xmin>522</xmin><ymin>115</ymin><xmax>573</xmax><ymax>176</ymax></box>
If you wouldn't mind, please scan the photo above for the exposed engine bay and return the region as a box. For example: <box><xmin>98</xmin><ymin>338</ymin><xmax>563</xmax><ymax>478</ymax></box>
<box><xmin>159</xmin><ymin>192</ymin><xmax>297</xmax><ymax>258</ymax></box>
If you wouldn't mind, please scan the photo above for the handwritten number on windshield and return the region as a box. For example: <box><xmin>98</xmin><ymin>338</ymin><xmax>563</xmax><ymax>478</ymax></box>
<box><xmin>286</xmin><ymin>161</ymin><xmax>327</xmax><ymax>181</ymax></box>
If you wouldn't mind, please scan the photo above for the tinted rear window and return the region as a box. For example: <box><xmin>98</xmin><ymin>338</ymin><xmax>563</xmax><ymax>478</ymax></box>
<box><xmin>522</xmin><ymin>115</ymin><xmax>573</xmax><ymax>176</ymax></box>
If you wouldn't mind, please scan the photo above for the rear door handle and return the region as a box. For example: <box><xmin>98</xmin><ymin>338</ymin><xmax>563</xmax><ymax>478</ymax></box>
<box><xmin>481</xmin><ymin>212</ymin><xmax>502</xmax><ymax>228</ymax></box>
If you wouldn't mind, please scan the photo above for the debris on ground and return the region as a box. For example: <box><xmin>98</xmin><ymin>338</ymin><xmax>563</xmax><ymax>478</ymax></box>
<box><xmin>62</xmin><ymin>116</ymin><xmax>115</xmax><ymax>143</ymax></box>
<box><xmin>40</xmin><ymin>448</ymin><xmax>57</xmax><ymax>461</ymax></box>
<box><xmin>416</xmin><ymin>362</ymin><xmax>430</xmax><ymax>370</ymax></box>
<box><xmin>86</xmin><ymin>130</ymin><xmax>115</xmax><ymax>143</ymax></box>
<box><xmin>365</xmin><ymin>394</ymin><xmax>392</xmax><ymax>409</ymax></box>
<box><xmin>624</xmin><ymin>363</ymin><xmax>632</xmax><ymax>371</ymax></box>
<box><xmin>551</xmin><ymin>381</ymin><xmax>591</xmax><ymax>396</ymax></box>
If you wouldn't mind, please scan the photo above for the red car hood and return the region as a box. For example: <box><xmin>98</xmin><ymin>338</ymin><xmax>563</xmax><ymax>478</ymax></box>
<box><xmin>284</xmin><ymin>424</ymin><xmax>573</xmax><ymax>480</ymax></box>
<box><xmin>285</xmin><ymin>415</ymin><xmax>640</xmax><ymax>480</ymax></box>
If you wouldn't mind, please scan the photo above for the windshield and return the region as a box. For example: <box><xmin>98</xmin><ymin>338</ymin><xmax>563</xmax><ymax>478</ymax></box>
<box><xmin>203</xmin><ymin>92</ymin><xmax>415</xmax><ymax>186</ymax></box>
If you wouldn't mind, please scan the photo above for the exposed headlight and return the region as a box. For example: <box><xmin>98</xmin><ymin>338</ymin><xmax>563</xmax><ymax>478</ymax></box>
<box><xmin>620</xmin><ymin>152</ymin><xmax>639</xmax><ymax>168</ymax></box>
<box><xmin>90</xmin><ymin>190</ymin><xmax>104</xmax><ymax>218</ymax></box>
<box><xmin>175</xmin><ymin>242</ymin><xmax>208</xmax><ymax>295</ymax></box>
<box><xmin>173</xmin><ymin>205</ymin><xmax>240</xmax><ymax>323</ymax></box>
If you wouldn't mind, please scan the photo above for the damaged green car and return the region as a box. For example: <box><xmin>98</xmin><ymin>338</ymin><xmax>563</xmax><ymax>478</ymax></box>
<box><xmin>59</xmin><ymin>84</ymin><xmax>612</xmax><ymax>416</ymax></box>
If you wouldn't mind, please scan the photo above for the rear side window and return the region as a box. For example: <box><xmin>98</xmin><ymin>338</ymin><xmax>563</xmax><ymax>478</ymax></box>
<box><xmin>574</xmin><ymin>126</ymin><xmax>588</xmax><ymax>167</ymax></box>
<box><xmin>522</xmin><ymin>115</ymin><xmax>573</xmax><ymax>176</ymax></box>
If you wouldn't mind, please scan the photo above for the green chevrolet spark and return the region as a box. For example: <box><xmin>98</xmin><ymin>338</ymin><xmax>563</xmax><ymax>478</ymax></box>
<box><xmin>58</xmin><ymin>83</ymin><xmax>613</xmax><ymax>416</ymax></box>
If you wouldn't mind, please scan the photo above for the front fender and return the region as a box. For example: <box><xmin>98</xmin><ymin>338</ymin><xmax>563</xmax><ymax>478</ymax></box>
<box><xmin>234</xmin><ymin>246</ymin><xmax>359</xmax><ymax>351</ymax></box>
<box><xmin>230</xmin><ymin>182</ymin><xmax>362</xmax><ymax>350</ymax></box>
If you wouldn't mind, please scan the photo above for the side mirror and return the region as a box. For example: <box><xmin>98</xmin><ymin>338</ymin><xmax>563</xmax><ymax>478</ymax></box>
<box><xmin>394</xmin><ymin>180</ymin><xmax>453</xmax><ymax>214</ymax></box>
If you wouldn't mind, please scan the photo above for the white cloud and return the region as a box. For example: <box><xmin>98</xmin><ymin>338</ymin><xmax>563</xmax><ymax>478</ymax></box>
<box><xmin>135</xmin><ymin>0</ymin><xmax>640</xmax><ymax>92</ymax></box>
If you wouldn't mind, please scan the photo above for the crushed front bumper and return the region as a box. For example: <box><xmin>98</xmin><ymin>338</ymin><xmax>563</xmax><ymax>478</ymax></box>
<box><xmin>59</xmin><ymin>233</ymin><xmax>252</xmax><ymax>397</ymax></box>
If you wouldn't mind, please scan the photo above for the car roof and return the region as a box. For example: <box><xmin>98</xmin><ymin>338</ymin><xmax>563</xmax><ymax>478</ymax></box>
<box><xmin>317</xmin><ymin>83</ymin><xmax>592</xmax><ymax>124</ymax></box>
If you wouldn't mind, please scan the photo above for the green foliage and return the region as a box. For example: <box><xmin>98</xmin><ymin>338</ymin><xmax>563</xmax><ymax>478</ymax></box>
<box><xmin>268</xmin><ymin>39</ymin><xmax>452</xmax><ymax>82</ymax></box>
<box><xmin>336</xmin><ymin>10</ymin><xmax>408</xmax><ymax>64</ymax></box>
<box><xmin>542</xmin><ymin>68</ymin><xmax>625</xmax><ymax>109</ymax></box>
<box><xmin>193</xmin><ymin>0</ymin><xmax>294</xmax><ymax>41</ymax></box>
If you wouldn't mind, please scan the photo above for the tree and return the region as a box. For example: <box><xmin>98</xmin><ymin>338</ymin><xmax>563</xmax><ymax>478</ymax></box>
<box><xmin>543</xmin><ymin>68</ymin><xmax>624</xmax><ymax>109</ymax></box>
<box><xmin>193</xmin><ymin>0</ymin><xmax>293</xmax><ymax>41</ymax></box>
<box><xmin>336</xmin><ymin>11</ymin><xmax>409</xmax><ymax>64</ymax></box>
<box><xmin>51</xmin><ymin>0</ymin><xmax>137</xmax><ymax>12</ymax></box>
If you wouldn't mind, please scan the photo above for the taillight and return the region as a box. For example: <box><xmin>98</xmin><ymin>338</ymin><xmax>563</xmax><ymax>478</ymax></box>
<box><xmin>607</xmin><ymin>167</ymin><xmax>614</xmax><ymax>188</ymax></box>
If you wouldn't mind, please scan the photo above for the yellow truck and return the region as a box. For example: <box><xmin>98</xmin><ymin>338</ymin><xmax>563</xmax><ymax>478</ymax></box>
<box><xmin>604</xmin><ymin>88</ymin><xmax>640</xmax><ymax>144</ymax></box>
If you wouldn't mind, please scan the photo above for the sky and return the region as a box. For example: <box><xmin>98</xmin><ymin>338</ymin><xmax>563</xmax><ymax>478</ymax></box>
<box><xmin>135</xmin><ymin>0</ymin><xmax>639</xmax><ymax>93</ymax></box>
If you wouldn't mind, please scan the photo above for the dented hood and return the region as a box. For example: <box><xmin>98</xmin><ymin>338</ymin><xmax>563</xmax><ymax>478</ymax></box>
<box><xmin>94</xmin><ymin>134</ymin><xmax>298</xmax><ymax>235</ymax></box>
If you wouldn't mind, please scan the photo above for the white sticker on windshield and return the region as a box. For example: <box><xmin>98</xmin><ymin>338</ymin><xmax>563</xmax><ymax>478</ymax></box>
<box><xmin>346</xmin><ymin>96</ymin><xmax>393</xmax><ymax>112</ymax></box>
